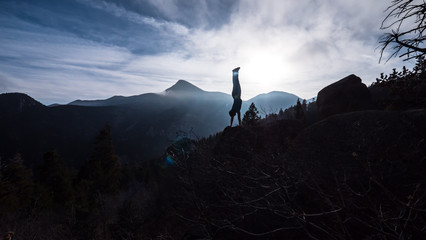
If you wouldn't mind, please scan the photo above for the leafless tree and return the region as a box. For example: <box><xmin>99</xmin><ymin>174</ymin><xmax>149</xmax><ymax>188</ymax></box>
<box><xmin>379</xmin><ymin>0</ymin><xmax>426</xmax><ymax>62</ymax></box>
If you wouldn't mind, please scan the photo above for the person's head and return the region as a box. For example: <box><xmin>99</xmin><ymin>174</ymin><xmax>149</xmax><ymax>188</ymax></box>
<box><xmin>229</xmin><ymin>109</ymin><xmax>236</xmax><ymax>117</ymax></box>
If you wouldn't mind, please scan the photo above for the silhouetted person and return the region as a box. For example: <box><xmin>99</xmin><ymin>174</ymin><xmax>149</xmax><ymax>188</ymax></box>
<box><xmin>229</xmin><ymin>67</ymin><xmax>242</xmax><ymax>126</ymax></box>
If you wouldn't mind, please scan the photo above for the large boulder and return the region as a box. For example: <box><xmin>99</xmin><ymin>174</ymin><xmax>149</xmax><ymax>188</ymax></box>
<box><xmin>317</xmin><ymin>74</ymin><xmax>371</xmax><ymax>119</ymax></box>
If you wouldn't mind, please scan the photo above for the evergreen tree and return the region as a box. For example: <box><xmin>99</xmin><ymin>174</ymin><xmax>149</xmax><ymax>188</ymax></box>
<box><xmin>242</xmin><ymin>102</ymin><xmax>260</xmax><ymax>126</ymax></box>
<box><xmin>295</xmin><ymin>99</ymin><xmax>304</xmax><ymax>120</ymax></box>
<box><xmin>413</xmin><ymin>55</ymin><xmax>426</xmax><ymax>79</ymax></box>
<box><xmin>79</xmin><ymin>125</ymin><xmax>122</xmax><ymax>195</ymax></box>
<box><xmin>0</xmin><ymin>154</ymin><xmax>34</xmax><ymax>212</ymax></box>
<box><xmin>372</xmin><ymin>56</ymin><xmax>426</xmax><ymax>109</ymax></box>
<box><xmin>37</xmin><ymin>150</ymin><xmax>74</xmax><ymax>208</ymax></box>
<box><xmin>278</xmin><ymin>108</ymin><xmax>284</xmax><ymax>117</ymax></box>
<box><xmin>302</xmin><ymin>99</ymin><xmax>307</xmax><ymax>112</ymax></box>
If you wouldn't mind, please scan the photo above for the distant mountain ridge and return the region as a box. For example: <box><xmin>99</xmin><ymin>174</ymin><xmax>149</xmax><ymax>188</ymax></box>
<box><xmin>0</xmin><ymin>92</ymin><xmax>45</xmax><ymax>114</ymax></box>
<box><xmin>247</xmin><ymin>91</ymin><xmax>299</xmax><ymax>115</ymax></box>
<box><xmin>0</xmin><ymin>80</ymin><xmax>300</xmax><ymax>167</ymax></box>
<box><xmin>67</xmin><ymin>80</ymin><xmax>300</xmax><ymax>115</ymax></box>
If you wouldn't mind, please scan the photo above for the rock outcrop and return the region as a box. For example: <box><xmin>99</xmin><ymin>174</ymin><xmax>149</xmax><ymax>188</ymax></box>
<box><xmin>317</xmin><ymin>74</ymin><xmax>371</xmax><ymax>119</ymax></box>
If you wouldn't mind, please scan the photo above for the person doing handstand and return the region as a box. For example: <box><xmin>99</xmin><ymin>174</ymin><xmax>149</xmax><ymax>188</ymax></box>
<box><xmin>229</xmin><ymin>67</ymin><xmax>242</xmax><ymax>126</ymax></box>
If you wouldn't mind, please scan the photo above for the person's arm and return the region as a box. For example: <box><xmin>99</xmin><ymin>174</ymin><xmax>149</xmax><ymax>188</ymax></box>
<box><xmin>232</xmin><ymin>67</ymin><xmax>241</xmax><ymax>98</ymax></box>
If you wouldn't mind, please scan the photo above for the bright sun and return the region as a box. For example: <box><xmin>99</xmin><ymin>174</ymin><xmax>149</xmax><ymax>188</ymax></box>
<box><xmin>241</xmin><ymin>50</ymin><xmax>291</xmax><ymax>97</ymax></box>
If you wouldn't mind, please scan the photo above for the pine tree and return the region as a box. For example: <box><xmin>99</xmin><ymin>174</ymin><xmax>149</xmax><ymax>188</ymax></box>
<box><xmin>242</xmin><ymin>102</ymin><xmax>260</xmax><ymax>126</ymax></box>
<box><xmin>0</xmin><ymin>154</ymin><xmax>34</xmax><ymax>212</ymax></box>
<box><xmin>295</xmin><ymin>99</ymin><xmax>304</xmax><ymax>120</ymax></box>
<box><xmin>278</xmin><ymin>108</ymin><xmax>284</xmax><ymax>117</ymax></box>
<box><xmin>79</xmin><ymin>125</ymin><xmax>122</xmax><ymax>195</ymax></box>
<box><xmin>302</xmin><ymin>99</ymin><xmax>307</xmax><ymax>112</ymax></box>
<box><xmin>37</xmin><ymin>150</ymin><xmax>74</xmax><ymax>208</ymax></box>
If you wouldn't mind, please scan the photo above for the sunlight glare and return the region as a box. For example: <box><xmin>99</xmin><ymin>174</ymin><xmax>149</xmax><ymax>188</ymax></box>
<box><xmin>243</xmin><ymin>50</ymin><xmax>290</xmax><ymax>95</ymax></box>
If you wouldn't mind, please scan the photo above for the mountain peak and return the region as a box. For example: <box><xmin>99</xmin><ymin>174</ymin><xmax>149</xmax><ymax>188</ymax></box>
<box><xmin>165</xmin><ymin>80</ymin><xmax>204</xmax><ymax>93</ymax></box>
<box><xmin>0</xmin><ymin>92</ymin><xmax>45</xmax><ymax>113</ymax></box>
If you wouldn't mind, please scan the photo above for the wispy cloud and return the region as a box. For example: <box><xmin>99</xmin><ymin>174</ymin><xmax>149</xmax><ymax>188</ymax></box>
<box><xmin>0</xmin><ymin>0</ymin><xmax>414</xmax><ymax>104</ymax></box>
<box><xmin>0</xmin><ymin>15</ymin><xmax>155</xmax><ymax>103</ymax></box>
<box><xmin>79</xmin><ymin>0</ymin><xmax>190</xmax><ymax>36</ymax></box>
<box><xmin>178</xmin><ymin>0</ymin><xmax>408</xmax><ymax>99</ymax></box>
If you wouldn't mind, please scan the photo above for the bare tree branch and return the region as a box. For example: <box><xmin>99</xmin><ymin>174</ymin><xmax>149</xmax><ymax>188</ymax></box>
<box><xmin>379</xmin><ymin>0</ymin><xmax>426</xmax><ymax>62</ymax></box>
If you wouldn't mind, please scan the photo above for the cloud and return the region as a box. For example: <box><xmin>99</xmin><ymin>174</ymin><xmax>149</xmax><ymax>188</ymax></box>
<box><xmin>146</xmin><ymin>0</ymin><xmax>180</xmax><ymax>20</ymax></box>
<box><xmin>0</xmin><ymin>15</ymin><xmax>153</xmax><ymax>103</ymax></box>
<box><xmin>0</xmin><ymin>74</ymin><xmax>13</xmax><ymax>92</ymax></box>
<box><xmin>81</xmin><ymin>0</ymin><xmax>189</xmax><ymax>36</ymax></box>
<box><xmin>0</xmin><ymin>0</ymin><xmax>415</xmax><ymax>104</ymax></box>
<box><xmin>127</xmin><ymin>0</ymin><xmax>237</xmax><ymax>28</ymax></box>
<box><xmin>174</xmin><ymin>0</ymin><xmax>410</xmax><ymax>98</ymax></box>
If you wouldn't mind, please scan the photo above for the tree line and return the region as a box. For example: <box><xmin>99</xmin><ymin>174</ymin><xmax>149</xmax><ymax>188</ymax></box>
<box><xmin>0</xmin><ymin>125</ymin><xmax>156</xmax><ymax>239</ymax></box>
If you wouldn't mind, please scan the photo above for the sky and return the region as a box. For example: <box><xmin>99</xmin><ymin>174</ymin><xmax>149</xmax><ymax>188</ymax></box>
<box><xmin>0</xmin><ymin>0</ymin><xmax>415</xmax><ymax>104</ymax></box>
